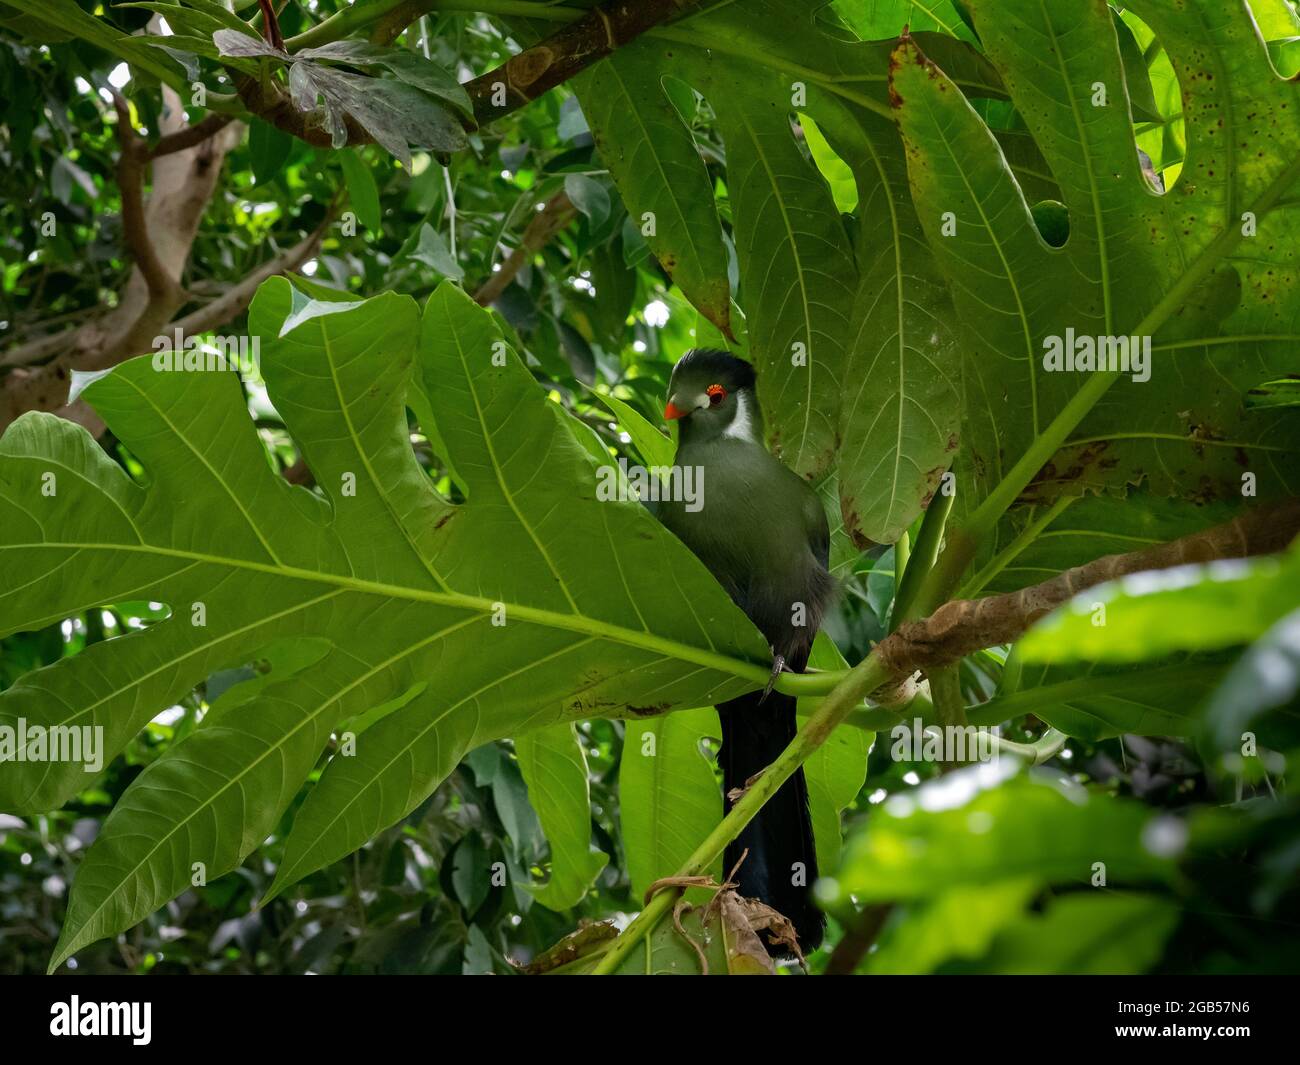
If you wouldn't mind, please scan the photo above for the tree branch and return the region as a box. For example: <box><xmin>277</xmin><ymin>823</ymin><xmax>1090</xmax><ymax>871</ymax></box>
<box><xmin>232</xmin><ymin>71</ymin><xmax>369</xmax><ymax>150</ymax></box>
<box><xmin>167</xmin><ymin>221</ymin><xmax>328</xmax><ymax>339</ymax></box>
<box><xmin>1</xmin><ymin>327</ymin><xmax>83</xmax><ymax>371</ymax></box>
<box><xmin>823</xmin><ymin>904</ymin><xmax>892</xmax><ymax>976</ymax></box>
<box><xmin>240</xmin><ymin>0</ymin><xmax>700</xmax><ymax>150</ymax></box>
<box><xmin>875</xmin><ymin>498</ymin><xmax>1300</xmax><ymax>679</ymax></box>
<box><xmin>472</xmin><ymin>189</ymin><xmax>575</xmax><ymax>305</ymax></box>
<box><xmin>2</xmin><ymin>110</ymin><xmax>240</xmax><ymax>373</ymax></box>
<box><xmin>45</xmin><ymin>223</ymin><xmax>328</xmax><ymax>438</ymax></box>
<box><xmin>592</xmin><ymin>644</ymin><xmax>893</xmax><ymax>973</ymax></box>
<box><xmin>0</xmin><ymin>82</ymin><xmax>259</xmax><ymax>433</ymax></box>
<box><xmin>462</xmin><ymin>0</ymin><xmax>699</xmax><ymax>125</ymax></box>
<box><xmin>148</xmin><ymin>113</ymin><xmax>236</xmax><ymax>160</ymax></box>
<box><xmin>111</xmin><ymin>90</ymin><xmax>179</xmax><ymax>300</ymax></box>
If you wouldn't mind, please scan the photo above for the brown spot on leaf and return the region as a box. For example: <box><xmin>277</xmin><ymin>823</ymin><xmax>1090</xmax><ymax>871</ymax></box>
<box><xmin>1017</xmin><ymin>440</ymin><xmax>1112</xmax><ymax>505</ymax></box>
<box><xmin>522</xmin><ymin>922</ymin><xmax>619</xmax><ymax>974</ymax></box>
<box><xmin>627</xmin><ymin>702</ymin><xmax>669</xmax><ymax>718</ymax></box>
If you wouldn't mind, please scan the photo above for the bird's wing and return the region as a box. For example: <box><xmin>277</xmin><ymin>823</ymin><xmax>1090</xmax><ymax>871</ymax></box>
<box><xmin>802</xmin><ymin>480</ymin><xmax>831</xmax><ymax>571</ymax></box>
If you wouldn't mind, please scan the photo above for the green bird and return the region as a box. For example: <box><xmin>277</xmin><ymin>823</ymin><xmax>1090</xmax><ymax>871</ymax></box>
<box><xmin>656</xmin><ymin>348</ymin><xmax>834</xmax><ymax>953</ymax></box>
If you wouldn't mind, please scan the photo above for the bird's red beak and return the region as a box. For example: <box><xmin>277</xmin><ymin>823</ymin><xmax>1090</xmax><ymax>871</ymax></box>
<box><xmin>663</xmin><ymin>402</ymin><xmax>690</xmax><ymax>421</ymax></box>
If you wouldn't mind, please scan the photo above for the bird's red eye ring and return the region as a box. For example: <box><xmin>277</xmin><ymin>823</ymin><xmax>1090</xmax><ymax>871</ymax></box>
<box><xmin>706</xmin><ymin>383</ymin><xmax>726</xmax><ymax>406</ymax></box>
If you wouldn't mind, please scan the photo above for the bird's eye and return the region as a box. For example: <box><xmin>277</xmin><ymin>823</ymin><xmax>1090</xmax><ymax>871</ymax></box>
<box><xmin>706</xmin><ymin>384</ymin><xmax>726</xmax><ymax>406</ymax></box>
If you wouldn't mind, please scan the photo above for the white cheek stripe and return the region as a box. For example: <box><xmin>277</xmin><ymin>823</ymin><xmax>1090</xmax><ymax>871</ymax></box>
<box><xmin>723</xmin><ymin>389</ymin><xmax>756</xmax><ymax>441</ymax></box>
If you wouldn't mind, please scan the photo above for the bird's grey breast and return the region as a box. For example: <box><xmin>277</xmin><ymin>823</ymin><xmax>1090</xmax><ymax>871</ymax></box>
<box><xmin>659</xmin><ymin>438</ymin><xmax>831</xmax><ymax>656</ymax></box>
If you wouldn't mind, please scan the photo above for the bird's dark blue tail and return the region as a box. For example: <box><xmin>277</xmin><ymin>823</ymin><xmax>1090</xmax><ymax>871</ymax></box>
<box><xmin>717</xmin><ymin>689</ymin><xmax>824</xmax><ymax>954</ymax></box>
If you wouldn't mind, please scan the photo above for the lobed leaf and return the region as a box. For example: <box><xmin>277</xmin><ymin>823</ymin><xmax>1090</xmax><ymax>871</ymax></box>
<box><xmin>0</xmin><ymin>278</ymin><xmax>773</xmax><ymax>967</ymax></box>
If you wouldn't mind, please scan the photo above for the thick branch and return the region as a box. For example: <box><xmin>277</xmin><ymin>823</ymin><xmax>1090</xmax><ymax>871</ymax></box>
<box><xmin>111</xmin><ymin>91</ymin><xmax>179</xmax><ymax>300</ymax></box>
<box><xmin>1</xmin><ymin>90</ymin><xmax>248</xmax><ymax>432</ymax></box>
<box><xmin>42</xmin><ymin>226</ymin><xmax>327</xmax><ymax>438</ymax></box>
<box><xmin>462</xmin><ymin>0</ymin><xmax>698</xmax><ymax>125</ymax></box>
<box><xmin>473</xmin><ymin>190</ymin><xmax>575</xmax><ymax>305</ymax></box>
<box><xmin>823</xmin><ymin>904</ymin><xmax>892</xmax><ymax>976</ymax></box>
<box><xmin>1</xmin><ymin>328</ymin><xmax>82</xmax><ymax>370</ymax></box>
<box><xmin>2</xmin><ymin>112</ymin><xmax>240</xmax><ymax>373</ymax></box>
<box><xmin>233</xmin><ymin>72</ymin><xmax>368</xmax><ymax>150</ymax></box>
<box><xmin>875</xmin><ymin>498</ymin><xmax>1300</xmax><ymax>678</ymax></box>
<box><xmin>242</xmin><ymin>0</ymin><xmax>699</xmax><ymax>150</ymax></box>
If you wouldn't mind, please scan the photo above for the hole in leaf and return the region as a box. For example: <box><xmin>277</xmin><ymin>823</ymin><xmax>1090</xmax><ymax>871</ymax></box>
<box><xmin>1030</xmin><ymin>199</ymin><xmax>1070</xmax><ymax>248</ymax></box>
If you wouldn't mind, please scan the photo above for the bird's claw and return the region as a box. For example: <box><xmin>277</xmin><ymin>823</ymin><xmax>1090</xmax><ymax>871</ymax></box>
<box><xmin>761</xmin><ymin>654</ymin><xmax>787</xmax><ymax>701</ymax></box>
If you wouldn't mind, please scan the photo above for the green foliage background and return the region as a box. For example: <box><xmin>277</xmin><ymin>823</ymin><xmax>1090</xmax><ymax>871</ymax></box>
<box><xmin>2</xmin><ymin>0</ymin><xmax>1299</xmax><ymax>975</ymax></box>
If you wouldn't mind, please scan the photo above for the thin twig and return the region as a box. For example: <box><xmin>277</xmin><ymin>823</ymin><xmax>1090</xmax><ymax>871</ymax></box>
<box><xmin>823</xmin><ymin>904</ymin><xmax>892</xmax><ymax>976</ymax></box>
<box><xmin>472</xmin><ymin>190</ymin><xmax>576</xmax><ymax>305</ymax></box>
<box><xmin>257</xmin><ymin>0</ymin><xmax>285</xmax><ymax>51</ymax></box>
<box><xmin>149</xmin><ymin>114</ymin><xmax>235</xmax><ymax>160</ymax></box>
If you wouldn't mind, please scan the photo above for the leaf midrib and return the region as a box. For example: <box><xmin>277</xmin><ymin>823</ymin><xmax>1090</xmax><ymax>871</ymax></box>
<box><xmin>599</xmin><ymin>60</ymin><xmax>708</xmax><ymax>288</ymax></box>
<box><xmin>732</xmin><ymin>108</ymin><xmax>818</xmax><ymax>472</ymax></box>
<box><xmin>2</xmin><ymin>539</ymin><xmax>771</xmax><ymax>686</ymax></box>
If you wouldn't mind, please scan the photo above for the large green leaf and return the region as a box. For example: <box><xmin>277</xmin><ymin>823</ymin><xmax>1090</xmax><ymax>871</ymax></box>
<box><xmin>573</xmin><ymin>50</ymin><xmax>732</xmax><ymax>336</ymax></box>
<box><xmin>975</xmin><ymin>654</ymin><xmax>1231</xmax><ymax>740</ymax></box>
<box><xmin>1122</xmin><ymin>10</ymin><xmax>1187</xmax><ymax>180</ymax></box>
<box><xmin>579</xmin><ymin>0</ymin><xmax>1002</xmax><ymax>484</ymax></box>
<box><xmin>1204</xmin><ymin>607</ymin><xmax>1300</xmax><ymax>751</ymax></box>
<box><xmin>516</xmin><ymin>722</ymin><xmax>609</xmax><ymax>911</ymax></box>
<box><xmin>837</xmin><ymin>768</ymin><xmax>1219</xmax><ymax>974</ymax></box>
<box><xmin>1017</xmin><ymin>548</ymin><xmax>1299</xmax><ymax>665</ymax></box>
<box><xmin>944</xmin><ymin>892</ymin><xmax>1180</xmax><ymax>975</ymax></box>
<box><xmin>618</xmin><ymin>707</ymin><xmax>723</xmax><ymax>901</ymax></box>
<box><xmin>891</xmin><ymin>0</ymin><xmax>1300</xmax><ymax>550</ymax></box>
<box><xmin>862</xmin><ymin>879</ymin><xmax>1038</xmax><ymax>975</ymax></box>
<box><xmin>825</xmin><ymin>770</ymin><xmax>1181</xmax><ymax>905</ymax></box>
<box><xmin>0</xmin><ymin>278</ymin><xmax>776</xmax><ymax>968</ymax></box>
<box><xmin>835</xmin><ymin>0</ymin><xmax>976</xmax><ymax>43</ymax></box>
